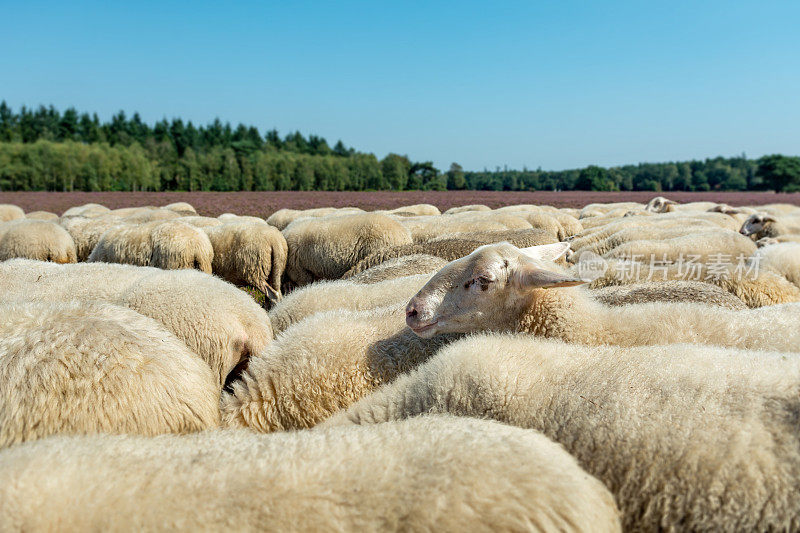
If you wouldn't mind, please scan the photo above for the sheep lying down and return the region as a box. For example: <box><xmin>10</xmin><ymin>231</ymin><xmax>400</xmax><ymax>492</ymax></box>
<box><xmin>404</xmin><ymin>241</ymin><xmax>800</xmax><ymax>352</ymax></box>
<box><xmin>0</xmin><ymin>416</ymin><xmax>620</xmax><ymax>532</ymax></box>
<box><xmin>324</xmin><ymin>336</ymin><xmax>800</xmax><ymax>531</ymax></box>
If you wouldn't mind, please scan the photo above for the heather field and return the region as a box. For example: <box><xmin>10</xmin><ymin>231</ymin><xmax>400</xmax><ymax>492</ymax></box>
<box><xmin>2</xmin><ymin>190</ymin><xmax>800</xmax><ymax>218</ymax></box>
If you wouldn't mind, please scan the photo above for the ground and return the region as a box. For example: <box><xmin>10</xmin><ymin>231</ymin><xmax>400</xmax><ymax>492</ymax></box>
<box><xmin>1</xmin><ymin>190</ymin><xmax>799</xmax><ymax>218</ymax></box>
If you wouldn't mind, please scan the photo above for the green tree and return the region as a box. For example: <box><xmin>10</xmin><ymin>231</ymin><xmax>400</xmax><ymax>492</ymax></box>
<box><xmin>757</xmin><ymin>155</ymin><xmax>800</xmax><ymax>192</ymax></box>
<box><xmin>446</xmin><ymin>162</ymin><xmax>466</xmax><ymax>189</ymax></box>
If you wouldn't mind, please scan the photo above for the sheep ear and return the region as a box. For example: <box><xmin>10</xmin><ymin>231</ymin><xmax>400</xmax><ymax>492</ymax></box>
<box><xmin>513</xmin><ymin>263</ymin><xmax>587</xmax><ymax>289</ymax></box>
<box><xmin>519</xmin><ymin>242</ymin><xmax>571</xmax><ymax>263</ymax></box>
<box><xmin>763</xmin><ymin>215</ymin><xmax>777</xmax><ymax>223</ymax></box>
<box><xmin>664</xmin><ymin>199</ymin><xmax>678</xmax><ymax>205</ymax></box>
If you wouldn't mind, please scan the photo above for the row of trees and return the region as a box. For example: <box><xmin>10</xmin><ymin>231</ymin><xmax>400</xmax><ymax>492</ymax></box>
<box><xmin>0</xmin><ymin>141</ymin><xmax>448</xmax><ymax>192</ymax></box>
<box><xmin>0</xmin><ymin>103</ymin><xmax>798</xmax><ymax>192</ymax></box>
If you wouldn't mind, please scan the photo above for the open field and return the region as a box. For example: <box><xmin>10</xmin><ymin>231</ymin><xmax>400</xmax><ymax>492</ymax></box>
<box><xmin>2</xmin><ymin>190</ymin><xmax>800</xmax><ymax>218</ymax></box>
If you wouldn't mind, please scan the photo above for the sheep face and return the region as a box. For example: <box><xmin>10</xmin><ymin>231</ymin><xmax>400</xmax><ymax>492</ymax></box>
<box><xmin>645</xmin><ymin>196</ymin><xmax>677</xmax><ymax>213</ymax></box>
<box><xmin>405</xmin><ymin>242</ymin><xmax>584</xmax><ymax>338</ymax></box>
<box><xmin>740</xmin><ymin>213</ymin><xmax>775</xmax><ymax>237</ymax></box>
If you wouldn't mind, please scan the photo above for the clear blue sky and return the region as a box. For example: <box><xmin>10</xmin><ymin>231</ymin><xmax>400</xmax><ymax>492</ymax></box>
<box><xmin>1</xmin><ymin>0</ymin><xmax>798</xmax><ymax>170</ymax></box>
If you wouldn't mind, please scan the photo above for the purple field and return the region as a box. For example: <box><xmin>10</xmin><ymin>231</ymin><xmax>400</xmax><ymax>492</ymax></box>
<box><xmin>1</xmin><ymin>190</ymin><xmax>799</xmax><ymax>218</ymax></box>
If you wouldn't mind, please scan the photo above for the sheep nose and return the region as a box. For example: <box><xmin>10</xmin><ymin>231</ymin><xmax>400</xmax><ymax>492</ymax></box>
<box><xmin>406</xmin><ymin>303</ymin><xmax>418</xmax><ymax>319</ymax></box>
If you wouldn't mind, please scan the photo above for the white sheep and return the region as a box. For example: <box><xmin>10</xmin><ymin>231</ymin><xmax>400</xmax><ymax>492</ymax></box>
<box><xmin>345</xmin><ymin>228</ymin><xmax>557</xmax><ymax>276</ymax></box>
<box><xmin>645</xmin><ymin>196</ymin><xmax>718</xmax><ymax>213</ymax></box>
<box><xmin>0</xmin><ymin>300</ymin><xmax>219</xmax><ymax>449</ymax></box>
<box><xmin>404</xmin><ymin>242</ymin><xmax>800</xmax><ymax>352</ymax></box>
<box><xmin>204</xmin><ymin>220</ymin><xmax>288</xmax><ymax>301</ymax></box>
<box><xmin>740</xmin><ymin>212</ymin><xmax>800</xmax><ymax>240</ymax></box>
<box><xmin>752</xmin><ymin>242</ymin><xmax>800</xmax><ymax>288</ymax></box>
<box><xmin>0</xmin><ymin>416</ymin><xmax>620</xmax><ymax>532</ymax></box>
<box><xmin>402</xmin><ymin>212</ymin><xmax>532</xmax><ymax>242</ymax></box>
<box><xmin>269</xmin><ymin>273</ymin><xmax>431</xmax><ymax>334</ymax></box>
<box><xmin>217</xmin><ymin>213</ymin><xmax>268</xmax><ymax>224</ymax></box>
<box><xmin>180</xmin><ymin>215</ymin><xmax>223</xmax><ymax>228</ymax></box>
<box><xmin>88</xmin><ymin>219</ymin><xmax>214</xmax><ymax>272</ymax></box>
<box><xmin>324</xmin><ymin>335</ymin><xmax>800</xmax><ymax>531</ymax></box>
<box><xmin>162</xmin><ymin>201</ymin><xmax>197</xmax><ymax>216</ymax></box>
<box><xmin>590</xmin><ymin>257</ymin><xmax>800</xmax><ymax>307</ymax></box>
<box><xmin>283</xmin><ymin>212</ymin><xmax>413</xmax><ymax>286</ymax></box>
<box><xmin>0</xmin><ymin>203</ymin><xmax>25</xmax><ymax>222</ymax></box>
<box><xmin>602</xmin><ymin>230</ymin><xmax>757</xmax><ymax>264</ymax></box>
<box><xmin>61</xmin><ymin>203</ymin><xmax>110</xmax><ymax>218</ymax></box>
<box><xmin>24</xmin><ymin>210</ymin><xmax>59</xmax><ymax>221</ymax></box>
<box><xmin>266</xmin><ymin>207</ymin><xmax>364</xmax><ymax>230</ymax></box>
<box><xmin>379</xmin><ymin>203</ymin><xmax>441</xmax><ymax>216</ymax></box>
<box><xmin>571</xmin><ymin>225</ymin><xmax>718</xmax><ymax>257</ymax></box>
<box><xmin>579</xmin><ymin>202</ymin><xmax>644</xmax><ymax>218</ymax></box>
<box><xmin>0</xmin><ymin>219</ymin><xmax>77</xmax><ymax>263</ymax></box>
<box><xmin>222</xmin><ymin>305</ymin><xmax>457</xmax><ymax>431</ymax></box>
<box><xmin>442</xmin><ymin>204</ymin><xmax>491</xmax><ymax>214</ymax></box>
<box><xmin>591</xmin><ymin>280</ymin><xmax>747</xmax><ymax>309</ymax></box>
<box><xmin>342</xmin><ymin>254</ymin><xmax>448</xmax><ymax>283</ymax></box>
<box><xmin>0</xmin><ymin>260</ymin><xmax>273</xmax><ymax>386</ymax></box>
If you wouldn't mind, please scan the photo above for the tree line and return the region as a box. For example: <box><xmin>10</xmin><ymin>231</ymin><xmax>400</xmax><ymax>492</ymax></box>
<box><xmin>0</xmin><ymin>102</ymin><xmax>798</xmax><ymax>192</ymax></box>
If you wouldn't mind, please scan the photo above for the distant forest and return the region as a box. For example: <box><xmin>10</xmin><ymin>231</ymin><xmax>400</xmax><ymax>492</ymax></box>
<box><xmin>1</xmin><ymin>102</ymin><xmax>799</xmax><ymax>193</ymax></box>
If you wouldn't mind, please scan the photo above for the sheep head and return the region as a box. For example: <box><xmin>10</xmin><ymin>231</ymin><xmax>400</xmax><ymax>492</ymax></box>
<box><xmin>645</xmin><ymin>196</ymin><xmax>678</xmax><ymax>213</ymax></box>
<box><xmin>740</xmin><ymin>213</ymin><xmax>776</xmax><ymax>238</ymax></box>
<box><xmin>405</xmin><ymin>242</ymin><xmax>585</xmax><ymax>338</ymax></box>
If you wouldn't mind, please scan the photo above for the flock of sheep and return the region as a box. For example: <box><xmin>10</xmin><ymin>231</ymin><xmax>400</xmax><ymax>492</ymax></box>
<box><xmin>1</xmin><ymin>195</ymin><xmax>800</xmax><ymax>531</ymax></box>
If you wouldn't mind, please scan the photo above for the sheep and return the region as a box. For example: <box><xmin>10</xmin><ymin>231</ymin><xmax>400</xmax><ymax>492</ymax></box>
<box><xmin>120</xmin><ymin>207</ymin><xmax>183</xmax><ymax>223</ymax></box>
<box><xmin>383</xmin><ymin>203</ymin><xmax>441</xmax><ymax>216</ymax></box>
<box><xmin>0</xmin><ymin>260</ymin><xmax>272</xmax><ymax>386</ymax></box>
<box><xmin>269</xmin><ymin>274</ymin><xmax>431</xmax><ymax>334</ymax></box>
<box><xmin>266</xmin><ymin>207</ymin><xmax>364</xmax><ymax>230</ymax></box>
<box><xmin>403</xmin><ymin>212</ymin><xmax>533</xmax><ymax>242</ymax></box>
<box><xmin>88</xmin><ymin>219</ymin><xmax>214</xmax><ymax>273</ymax></box>
<box><xmin>344</xmin><ymin>228</ymin><xmax>557</xmax><ymax>276</ymax></box>
<box><xmin>502</xmin><ymin>211</ymin><xmax>566</xmax><ymax>240</ymax></box>
<box><xmin>757</xmin><ymin>203</ymin><xmax>800</xmax><ymax>216</ymax></box>
<box><xmin>0</xmin><ymin>416</ymin><xmax>621</xmax><ymax>532</ymax></box>
<box><xmin>323</xmin><ymin>336</ymin><xmax>800</xmax><ymax>531</ymax></box>
<box><xmin>757</xmin><ymin>235</ymin><xmax>800</xmax><ymax>246</ymax></box>
<box><xmin>222</xmin><ymin>305</ymin><xmax>458</xmax><ymax>431</ymax></box>
<box><xmin>0</xmin><ymin>219</ymin><xmax>77</xmax><ymax>263</ymax></box>
<box><xmin>180</xmin><ymin>215</ymin><xmax>223</xmax><ymax>228</ymax></box>
<box><xmin>61</xmin><ymin>203</ymin><xmax>110</xmax><ymax>218</ymax></box>
<box><xmin>494</xmin><ymin>204</ymin><xmax>543</xmax><ymax>213</ymax></box>
<box><xmin>645</xmin><ymin>196</ymin><xmax>718</xmax><ymax>213</ymax></box>
<box><xmin>443</xmin><ymin>204</ymin><xmax>491</xmax><ymax>214</ymax></box>
<box><xmin>571</xmin><ymin>225</ymin><xmax>712</xmax><ymax>257</ymax></box>
<box><xmin>752</xmin><ymin>242</ymin><xmax>800</xmax><ymax>288</ymax></box>
<box><xmin>591</xmin><ymin>280</ymin><xmax>747</xmax><ymax>309</ymax></box>
<box><xmin>0</xmin><ymin>300</ymin><xmax>219</xmax><ymax>449</ymax></box>
<box><xmin>602</xmin><ymin>230</ymin><xmax>757</xmax><ymax>264</ymax></box>
<box><xmin>708</xmin><ymin>203</ymin><xmax>757</xmax><ymax>216</ymax></box>
<box><xmin>109</xmin><ymin>205</ymin><xmax>155</xmax><ymax>217</ymax></box>
<box><xmin>203</xmin><ymin>221</ymin><xmax>287</xmax><ymax>302</ymax></box>
<box><xmin>58</xmin><ymin>214</ymin><xmax>124</xmax><ymax>261</ymax></box>
<box><xmin>283</xmin><ymin>212</ymin><xmax>413</xmax><ymax>286</ymax></box>
<box><xmin>162</xmin><ymin>201</ymin><xmax>197</xmax><ymax>216</ymax></box>
<box><xmin>550</xmin><ymin>211</ymin><xmax>583</xmax><ymax>237</ymax></box>
<box><xmin>579</xmin><ymin>202</ymin><xmax>644</xmax><ymax>218</ymax></box>
<box><xmin>403</xmin><ymin>241</ymin><xmax>800</xmax><ymax>352</ymax></box>
<box><xmin>0</xmin><ymin>204</ymin><xmax>24</xmax><ymax>222</ymax></box>
<box><xmin>568</xmin><ymin>216</ymin><xmax>722</xmax><ymax>251</ymax></box>
<box><xmin>590</xmin><ymin>257</ymin><xmax>800</xmax><ymax>307</ymax></box>
<box><xmin>740</xmin><ymin>212</ymin><xmax>800</xmax><ymax>240</ymax></box>
<box><xmin>218</xmin><ymin>213</ymin><xmax>268</xmax><ymax>224</ymax></box>
<box><xmin>24</xmin><ymin>210</ymin><xmax>59</xmax><ymax>221</ymax></box>
<box><xmin>342</xmin><ymin>254</ymin><xmax>448</xmax><ymax>283</ymax></box>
